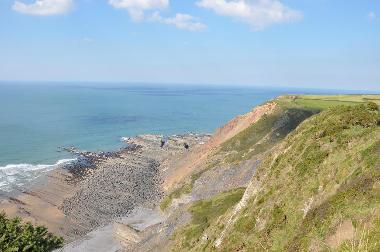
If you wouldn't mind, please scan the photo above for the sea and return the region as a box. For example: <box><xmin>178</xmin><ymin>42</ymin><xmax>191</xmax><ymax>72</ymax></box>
<box><xmin>0</xmin><ymin>82</ymin><xmax>372</xmax><ymax>192</ymax></box>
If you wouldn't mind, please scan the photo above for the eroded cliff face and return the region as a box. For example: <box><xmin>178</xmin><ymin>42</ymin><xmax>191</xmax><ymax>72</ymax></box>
<box><xmin>208</xmin><ymin>102</ymin><xmax>278</xmax><ymax>149</ymax></box>
<box><xmin>161</xmin><ymin>102</ymin><xmax>278</xmax><ymax>192</ymax></box>
<box><xmin>112</xmin><ymin>102</ymin><xmax>280</xmax><ymax>252</ymax></box>
<box><xmin>118</xmin><ymin>99</ymin><xmax>319</xmax><ymax>251</ymax></box>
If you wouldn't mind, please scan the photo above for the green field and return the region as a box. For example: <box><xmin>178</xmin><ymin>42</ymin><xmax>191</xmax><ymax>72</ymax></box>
<box><xmin>280</xmin><ymin>94</ymin><xmax>380</xmax><ymax>110</ymax></box>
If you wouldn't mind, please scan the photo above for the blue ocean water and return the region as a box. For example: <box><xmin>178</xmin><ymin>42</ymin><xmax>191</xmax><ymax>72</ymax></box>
<box><xmin>0</xmin><ymin>82</ymin><xmax>369</xmax><ymax>191</ymax></box>
<box><xmin>0</xmin><ymin>83</ymin><xmax>278</xmax><ymax>166</ymax></box>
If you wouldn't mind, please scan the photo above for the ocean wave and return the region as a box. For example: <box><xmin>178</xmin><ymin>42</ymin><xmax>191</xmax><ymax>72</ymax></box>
<box><xmin>0</xmin><ymin>159</ymin><xmax>76</xmax><ymax>192</ymax></box>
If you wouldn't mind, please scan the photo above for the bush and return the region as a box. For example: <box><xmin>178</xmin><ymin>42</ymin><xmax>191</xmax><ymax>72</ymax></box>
<box><xmin>366</xmin><ymin>101</ymin><xmax>379</xmax><ymax>111</ymax></box>
<box><xmin>0</xmin><ymin>212</ymin><xmax>63</xmax><ymax>251</ymax></box>
<box><xmin>328</xmin><ymin>105</ymin><xmax>379</xmax><ymax>130</ymax></box>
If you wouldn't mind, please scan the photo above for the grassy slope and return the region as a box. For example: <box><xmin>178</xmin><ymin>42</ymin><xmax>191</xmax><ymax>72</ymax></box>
<box><xmin>161</xmin><ymin>95</ymin><xmax>380</xmax><ymax>212</ymax></box>
<box><xmin>218</xmin><ymin>104</ymin><xmax>380</xmax><ymax>252</ymax></box>
<box><xmin>168</xmin><ymin>96</ymin><xmax>380</xmax><ymax>251</ymax></box>
<box><xmin>171</xmin><ymin>188</ymin><xmax>246</xmax><ymax>252</ymax></box>
<box><xmin>218</xmin><ymin>95</ymin><xmax>380</xmax><ymax>165</ymax></box>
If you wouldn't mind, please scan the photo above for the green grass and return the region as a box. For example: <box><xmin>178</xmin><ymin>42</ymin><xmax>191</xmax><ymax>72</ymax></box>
<box><xmin>170</xmin><ymin>103</ymin><xmax>379</xmax><ymax>252</ymax></box>
<box><xmin>223</xmin><ymin>104</ymin><xmax>379</xmax><ymax>252</ymax></box>
<box><xmin>291</xmin><ymin>95</ymin><xmax>380</xmax><ymax>110</ymax></box>
<box><xmin>297</xmin><ymin>94</ymin><xmax>380</xmax><ymax>104</ymax></box>
<box><xmin>171</xmin><ymin>188</ymin><xmax>245</xmax><ymax>252</ymax></box>
<box><xmin>275</xmin><ymin>94</ymin><xmax>380</xmax><ymax>110</ymax></box>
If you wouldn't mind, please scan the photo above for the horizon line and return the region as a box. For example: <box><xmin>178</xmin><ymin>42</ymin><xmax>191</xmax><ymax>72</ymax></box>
<box><xmin>0</xmin><ymin>80</ymin><xmax>380</xmax><ymax>93</ymax></box>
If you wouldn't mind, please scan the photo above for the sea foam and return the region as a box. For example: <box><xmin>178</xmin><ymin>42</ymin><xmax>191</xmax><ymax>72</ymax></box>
<box><xmin>0</xmin><ymin>159</ymin><xmax>75</xmax><ymax>192</ymax></box>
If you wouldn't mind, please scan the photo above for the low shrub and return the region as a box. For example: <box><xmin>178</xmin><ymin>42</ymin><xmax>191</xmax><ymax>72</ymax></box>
<box><xmin>0</xmin><ymin>212</ymin><xmax>63</xmax><ymax>252</ymax></box>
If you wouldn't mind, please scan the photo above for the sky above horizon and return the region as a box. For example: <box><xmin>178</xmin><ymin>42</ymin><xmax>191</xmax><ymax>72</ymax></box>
<box><xmin>0</xmin><ymin>0</ymin><xmax>379</xmax><ymax>90</ymax></box>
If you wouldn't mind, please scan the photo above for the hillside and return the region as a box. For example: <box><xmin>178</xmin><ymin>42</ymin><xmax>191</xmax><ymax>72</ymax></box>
<box><xmin>159</xmin><ymin>99</ymin><xmax>319</xmax><ymax>212</ymax></box>
<box><xmin>4</xmin><ymin>94</ymin><xmax>378</xmax><ymax>252</ymax></box>
<box><xmin>168</xmin><ymin>101</ymin><xmax>380</xmax><ymax>251</ymax></box>
<box><xmin>159</xmin><ymin>95</ymin><xmax>380</xmax><ymax>214</ymax></box>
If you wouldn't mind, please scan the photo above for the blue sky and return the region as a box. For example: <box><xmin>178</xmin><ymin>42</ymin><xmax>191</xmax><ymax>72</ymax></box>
<box><xmin>0</xmin><ymin>0</ymin><xmax>379</xmax><ymax>90</ymax></box>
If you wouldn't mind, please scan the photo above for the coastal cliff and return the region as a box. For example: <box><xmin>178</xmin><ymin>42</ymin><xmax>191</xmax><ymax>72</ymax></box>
<box><xmin>1</xmin><ymin>95</ymin><xmax>379</xmax><ymax>252</ymax></box>
<box><xmin>157</xmin><ymin>96</ymin><xmax>380</xmax><ymax>252</ymax></box>
<box><xmin>120</xmin><ymin>95</ymin><xmax>379</xmax><ymax>252</ymax></box>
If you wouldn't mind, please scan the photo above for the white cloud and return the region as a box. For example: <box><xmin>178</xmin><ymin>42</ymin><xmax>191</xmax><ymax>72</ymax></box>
<box><xmin>196</xmin><ymin>0</ymin><xmax>302</xmax><ymax>30</ymax></box>
<box><xmin>12</xmin><ymin>0</ymin><xmax>73</xmax><ymax>16</ymax></box>
<box><xmin>82</xmin><ymin>37</ymin><xmax>94</xmax><ymax>43</ymax></box>
<box><xmin>108</xmin><ymin>0</ymin><xmax>205</xmax><ymax>31</ymax></box>
<box><xmin>368</xmin><ymin>11</ymin><xmax>376</xmax><ymax>20</ymax></box>
<box><xmin>151</xmin><ymin>12</ymin><xmax>206</xmax><ymax>31</ymax></box>
<box><xmin>108</xmin><ymin>0</ymin><xmax>169</xmax><ymax>21</ymax></box>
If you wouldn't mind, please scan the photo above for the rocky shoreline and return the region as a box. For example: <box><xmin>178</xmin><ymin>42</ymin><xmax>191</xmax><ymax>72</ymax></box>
<box><xmin>0</xmin><ymin>133</ymin><xmax>211</xmax><ymax>244</ymax></box>
<box><xmin>0</xmin><ymin>102</ymin><xmax>282</xmax><ymax>251</ymax></box>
